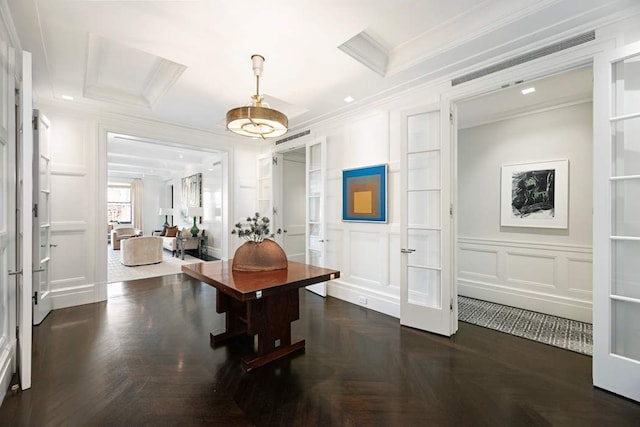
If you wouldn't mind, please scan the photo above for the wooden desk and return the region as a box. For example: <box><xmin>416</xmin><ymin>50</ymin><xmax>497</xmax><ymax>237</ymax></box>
<box><xmin>181</xmin><ymin>260</ymin><xmax>340</xmax><ymax>371</ymax></box>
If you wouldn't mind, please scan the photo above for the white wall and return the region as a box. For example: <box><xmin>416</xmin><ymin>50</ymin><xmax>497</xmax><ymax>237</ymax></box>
<box><xmin>457</xmin><ymin>102</ymin><xmax>593</xmax><ymax>322</ymax></box>
<box><xmin>166</xmin><ymin>162</ymin><xmax>224</xmax><ymax>258</ymax></box>
<box><xmin>46</xmin><ymin>107</ymin><xmax>100</xmax><ymax>308</ymax></box>
<box><xmin>142</xmin><ymin>176</ymin><xmax>162</xmax><ymax>237</ymax></box>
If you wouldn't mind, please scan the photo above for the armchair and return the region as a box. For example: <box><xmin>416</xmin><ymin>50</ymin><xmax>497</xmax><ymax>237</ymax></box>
<box><xmin>111</xmin><ymin>227</ymin><xmax>142</xmax><ymax>250</ymax></box>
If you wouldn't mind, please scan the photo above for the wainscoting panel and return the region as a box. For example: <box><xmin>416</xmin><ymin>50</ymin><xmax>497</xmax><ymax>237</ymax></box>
<box><xmin>506</xmin><ymin>252</ymin><xmax>556</xmax><ymax>289</ymax></box>
<box><xmin>389</xmin><ymin>233</ymin><xmax>401</xmax><ymax>289</ymax></box>
<box><xmin>349</xmin><ymin>230</ymin><xmax>383</xmax><ymax>286</ymax></box>
<box><xmin>459</xmin><ymin>247</ymin><xmax>498</xmax><ymax>280</ymax></box>
<box><xmin>567</xmin><ymin>257</ymin><xmax>593</xmax><ymax>293</ymax></box>
<box><xmin>458</xmin><ymin>237</ymin><xmax>592</xmax><ymax>322</ymax></box>
<box><xmin>50</xmin><ymin>225</ymin><xmax>88</xmax><ymax>294</ymax></box>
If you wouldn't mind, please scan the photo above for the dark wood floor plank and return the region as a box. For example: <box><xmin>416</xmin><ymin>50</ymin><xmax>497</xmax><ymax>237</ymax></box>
<box><xmin>1</xmin><ymin>273</ymin><xmax>639</xmax><ymax>425</ymax></box>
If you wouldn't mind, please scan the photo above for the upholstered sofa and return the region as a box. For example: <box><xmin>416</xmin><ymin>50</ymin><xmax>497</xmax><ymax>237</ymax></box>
<box><xmin>120</xmin><ymin>236</ymin><xmax>163</xmax><ymax>266</ymax></box>
<box><xmin>111</xmin><ymin>227</ymin><xmax>143</xmax><ymax>250</ymax></box>
<box><xmin>161</xmin><ymin>226</ymin><xmax>204</xmax><ymax>256</ymax></box>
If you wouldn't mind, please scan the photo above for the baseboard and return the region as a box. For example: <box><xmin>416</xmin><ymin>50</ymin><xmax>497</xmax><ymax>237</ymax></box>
<box><xmin>459</xmin><ymin>279</ymin><xmax>592</xmax><ymax>323</ymax></box>
<box><xmin>327</xmin><ymin>279</ymin><xmax>400</xmax><ymax>318</ymax></box>
<box><xmin>0</xmin><ymin>337</ymin><xmax>14</xmax><ymax>407</ymax></box>
<box><xmin>51</xmin><ymin>285</ymin><xmax>99</xmax><ymax>310</ymax></box>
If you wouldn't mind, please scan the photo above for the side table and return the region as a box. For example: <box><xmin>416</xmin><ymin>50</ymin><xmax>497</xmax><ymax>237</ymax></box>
<box><xmin>176</xmin><ymin>235</ymin><xmax>206</xmax><ymax>260</ymax></box>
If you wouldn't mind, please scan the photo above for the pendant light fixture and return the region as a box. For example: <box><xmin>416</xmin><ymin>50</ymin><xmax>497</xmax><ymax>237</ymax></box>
<box><xmin>226</xmin><ymin>55</ymin><xmax>288</xmax><ymax>139</ymax></box>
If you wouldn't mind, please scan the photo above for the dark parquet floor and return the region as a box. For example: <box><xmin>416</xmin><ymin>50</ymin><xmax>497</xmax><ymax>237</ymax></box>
<box><xmin>1</xmin><ymin>273</ymin><xmax>639</xmax><ymax>426</ymax></box>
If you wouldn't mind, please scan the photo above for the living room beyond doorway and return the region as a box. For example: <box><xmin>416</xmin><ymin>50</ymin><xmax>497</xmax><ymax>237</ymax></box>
<box><xmin>106</xmin><ymin>132</ymin><xmax>224</xmax><ymax>284</ymax></box>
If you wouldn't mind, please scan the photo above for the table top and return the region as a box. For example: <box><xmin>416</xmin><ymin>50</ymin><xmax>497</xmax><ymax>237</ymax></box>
<box><xmin>182</xmin><ymin>260</ymin><xmax>340</xmax><ymax>301</ymax></box>
<box><xmin>176</xmin><ymin>235</ymin><xmax>206</xmax><ymax>241</ymax></box>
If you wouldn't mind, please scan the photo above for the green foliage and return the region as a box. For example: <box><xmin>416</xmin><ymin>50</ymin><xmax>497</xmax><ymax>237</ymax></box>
<box><xmin>231</xmin><ymin>212</ymin><xmax>281</xmax><ymax>242</ymax></box>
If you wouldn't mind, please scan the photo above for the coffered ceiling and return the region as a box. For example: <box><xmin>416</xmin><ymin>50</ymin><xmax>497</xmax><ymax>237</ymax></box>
<box><xmin>6</xmin><ymin>0</ymin><xmax>638</xmax><ymax>136</ymax></box>
<box><xmin>107</xmin><ymin>133</ymin><xmax>222</xmax><ymax>181</ymax></box>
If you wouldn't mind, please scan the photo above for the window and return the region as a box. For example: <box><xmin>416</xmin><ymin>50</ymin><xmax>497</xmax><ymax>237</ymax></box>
<box><xmin>108</xmin><ymin>185</ymin><xmax>132</xmax><ymax>223</ymax></box>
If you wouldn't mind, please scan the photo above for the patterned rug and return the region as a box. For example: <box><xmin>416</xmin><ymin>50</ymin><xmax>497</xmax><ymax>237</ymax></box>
<box><xmin>458</xmin><ymin>296</ymin><xmax>593</xmax><ymax>356</ymax></box>
<box><xmin>107</xmin><ymin>245</ymin><xmax>204</xmax><ymax>283</ymax></box>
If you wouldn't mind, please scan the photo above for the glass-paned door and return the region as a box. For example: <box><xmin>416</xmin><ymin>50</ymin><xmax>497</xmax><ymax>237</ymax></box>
<box><xmin>400</xmin><ymin>101</ymin><xmax>455</xmax><ymax>336</ymax></box>
<box><xmin>257</xmin><ymin>155</ymin><xmax>273</xmax><ymax>219</ymax></box>
<box><xmin>32</xmin><ymin>110</ymin><xmax>52</xmax><ymax>325</ymax></box>
<box><xmin>306</xmin><ymin>138</ymin><xmax>327</xmax><ymax>296</ymax></box>
<box><xmin>257</xmin><ymin>153</ymin><xmax>283</xmax><ymax>244</ymax></box>
<box><xmin>593</xmin><ymin>40</ymin><xmax>640</xmax><ymax>402</ymax></box>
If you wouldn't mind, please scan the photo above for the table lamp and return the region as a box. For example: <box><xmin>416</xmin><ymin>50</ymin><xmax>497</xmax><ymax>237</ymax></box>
<box><xmin>159</xmin><ymin>208</ymin><xmax>173</xmax><ymax>227</ymax></box>
<box><xmin>187</xmin><ymin>207</ymin><xmax>204</xmax><ymax>237</ymax></box>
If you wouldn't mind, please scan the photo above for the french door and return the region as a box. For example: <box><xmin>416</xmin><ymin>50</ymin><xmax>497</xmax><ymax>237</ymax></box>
<box><xmin>32</xmin><ymin>110</ymin><xmax>52</xmax><ymax>325</ymax></box>
<box><xmin>305</xmin><ymin>138</ymin><xmax>327</xmax><ymax>296</ymax></box>
<box><xmin>256</xmin><ymin>153</ymin><xmax>281</xmax><ymax>239</ymax></box>
<box><xmin>593</xmin><ymin>40</ymin><xmax>640</xmax><ymax>402</ymax></box>
<box><xmin>269</xmin><ymin>137</ymin><xmax>327</xmax><ymax>296</ymax></box>
<box><xmin>17</xmin><ymin>51</ymin><xmax>33</xmax><ymax>389</ymax></box>
<box><xmin>0</xmin><ymin>35</ymin><xmax>16</xmax><ymax>399</ymax></box>
<box><xmin>400</xmin><ymin>101</ymin><xmax>456</xmax><ymax>336</ymax></box>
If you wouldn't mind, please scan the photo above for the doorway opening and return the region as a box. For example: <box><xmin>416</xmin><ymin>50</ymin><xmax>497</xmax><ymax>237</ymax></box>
<box><xmin>454</xmin><ymin>66</ymin><xmax>594</xmax><ymax>353</ymax></box>
<box><xmin>106</xmin><ymin>132</ymin><xmax>225</xmax><ymax>289</ymax></box>
<box><xmin>280</xmin><ymin>147</ymin><xmax>306</xmax><ymax>263</ymax></box>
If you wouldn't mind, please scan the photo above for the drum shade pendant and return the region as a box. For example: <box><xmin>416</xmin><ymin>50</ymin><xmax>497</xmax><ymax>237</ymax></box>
<box><xmin>226</xmin><ymin>55</ymin><xmax>288</xmax><ymax>139</ymax></box>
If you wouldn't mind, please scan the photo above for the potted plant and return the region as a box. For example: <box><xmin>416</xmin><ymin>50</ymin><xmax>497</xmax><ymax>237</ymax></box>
<box><xmin>231</xmin><ymin>213</ymin><xmax>286</xmax><ymax>271</ymax></box>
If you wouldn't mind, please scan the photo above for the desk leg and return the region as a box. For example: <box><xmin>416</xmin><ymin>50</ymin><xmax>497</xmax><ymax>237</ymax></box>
<box><xmin>242</xmin><ymin>289</ymin><xmax>305</xmax><ymax>371</ymax></box>
<box><xmin>210</xmin><ymin>293</ymin><xmax>247</xmax><ymax>346</ymax></box>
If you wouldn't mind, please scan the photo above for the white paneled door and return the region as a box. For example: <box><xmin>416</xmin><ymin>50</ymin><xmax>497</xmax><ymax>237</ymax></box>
<box><xmin>0</xmin><ymin>35</ymin><xmax>16</xmax><ymax>402</ymax></box>
<box><xmin>257</xmin><ymin>153</ymin><xmax>281</xmax><ymax>238</ymax></box>
<box><xmin>18</xmin><ymin>51</ymin><xmax>33</xmax><ymax>390</ymax></box>
<box><xmin>305</xmin><ymin>138</ymin><xmax>327</xmax><ymax>297</ymax></box>
<box><xmin>281</xmin><ymin>150</ymin><xmax>306</xmax><ymax>263</ymax></box>
<box><xmin>32</xmin><ymin>110</ymin><xmax>52</xmax><ymax>325</ymax></box>
<box><xmin>400</xmin><ymin>101</ymin><xmax>456</xmax><ymax>336</ymax></box>
<box><xmin>593</xmin><ymin>40</ymin><xmax>640</xmax><ymax>402</ymax></box>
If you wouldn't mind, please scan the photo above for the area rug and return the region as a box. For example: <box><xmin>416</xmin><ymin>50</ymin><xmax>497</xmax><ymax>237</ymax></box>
<box><xmin>458</xmin><ymin>296</ymin><xmax>593</xmax><ymax>356</ymax></box>
<box><xmin>108</xmin><ymin>246</ymin><xmax>205</xmax><ymax>283</ymax></box>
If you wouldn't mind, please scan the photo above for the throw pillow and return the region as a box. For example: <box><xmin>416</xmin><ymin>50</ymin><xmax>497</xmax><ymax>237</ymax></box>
<box><xmin>165</xmin><ymin>226</ymin><xmax>178</xmax><ymax>237</ymax></box>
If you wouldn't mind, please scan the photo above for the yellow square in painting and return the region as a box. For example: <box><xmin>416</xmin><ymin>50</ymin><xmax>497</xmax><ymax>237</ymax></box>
<box><xmin>353</xmin><ymin>191</ymin><xmax>373</xmax><ymax>214</ymax></box>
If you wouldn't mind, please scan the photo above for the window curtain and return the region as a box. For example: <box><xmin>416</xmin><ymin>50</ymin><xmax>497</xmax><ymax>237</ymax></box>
<box><xmin>131</xmin><ymin>179</ymin><xmax>144</xmax><ymax>230</ymax></box>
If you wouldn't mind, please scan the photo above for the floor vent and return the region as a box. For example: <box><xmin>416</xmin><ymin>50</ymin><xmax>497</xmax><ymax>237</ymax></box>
<box><xmin>276</xmin><ymin>129</ymin><xmax>311</xmax><ymax>145</ymax></box>
<box><xmin>451</xmin><ymin>30</ymin><xmax>595</xmax><ymax>86</ymax></box>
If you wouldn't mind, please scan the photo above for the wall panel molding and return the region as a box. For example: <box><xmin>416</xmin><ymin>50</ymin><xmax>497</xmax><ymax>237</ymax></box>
<box><xmin>458</xmin><ymin>237</ymin><xmax>592</xmax><ymax>322</ymax></box>
<box><xmin>51</xmin><ymin>221</ymin><xmax>88</xmax><ymax>233</ymax></box>
<box><xmin>51</xmin><ymin>163</ymin><xmax>87</xmax><ymax>176</ymax></box>
<box><xmin>51</xmin><ymin>284</ymin><xmax>97</xmax><ymax>310</ymax></box>
<box><xmin>328</xmin><ymin>279</ymin><xmax>399</xmax><ymax>318</ymax></box>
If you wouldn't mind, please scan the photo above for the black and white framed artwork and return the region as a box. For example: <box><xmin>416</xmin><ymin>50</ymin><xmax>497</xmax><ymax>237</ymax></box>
<box><xmin>500</xmin><ymin>160</ymin><xmax>569</xmax><ymax>229</ymax></box>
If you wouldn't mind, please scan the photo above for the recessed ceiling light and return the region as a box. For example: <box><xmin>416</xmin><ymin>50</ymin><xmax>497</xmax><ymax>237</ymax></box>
<box><xmin>178</xmin><ymin>153</ymin><xmax>183</xmax><ymax>159</ymax></box>
<box><xmin>344</xmin><ymin>96</ymin><xmax>355</xmax><ymax>103</ymax></box>
<box><xmin>61</xmin><ymin>95</ymin><xmax>74</xmax><ymax>100</ymax></box>
<box><xmin>521</xmin><ymin>87</ymin><xmax>536</xmax><ymax>95</ymax></box>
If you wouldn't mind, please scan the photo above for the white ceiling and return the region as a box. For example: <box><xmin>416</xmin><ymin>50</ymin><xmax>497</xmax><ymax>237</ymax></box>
<box><xmin>107</xmin><ymin>133</ymin><xmax>221</xmax><ymax>180</ymax></box>
<box><xmin>458</xmin><ymin>66</ymin><xmax>593</xmax><ymax>129</ymax></box>
<box><xmin>7</xmin><ymin>0</ymin><xmax>637</xmax><ymax>137</ymax></box>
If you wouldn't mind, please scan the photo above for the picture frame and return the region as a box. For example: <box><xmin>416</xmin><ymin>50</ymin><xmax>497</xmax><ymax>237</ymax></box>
<box><xmin>181</xmin><ymin>173</ymin><xmax>202</xmax><ymax>222</ymax></box>
<box><xmin>342</xmin><ymin>164</ymin><xmax>387</xmax><ymax>223</ymax></box>
<box><xmin>500</xmin><ymin>160</ymin><xmax>568</xmax><ymax>229</ymax></box>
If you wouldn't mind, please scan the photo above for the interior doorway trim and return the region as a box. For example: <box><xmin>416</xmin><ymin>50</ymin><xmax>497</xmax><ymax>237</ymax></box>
<box><xmin>96</xmin><ymin>122</ymin><xmax>233</xmax><ymax>301</ymax></box>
